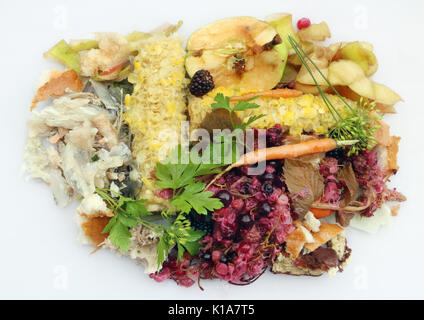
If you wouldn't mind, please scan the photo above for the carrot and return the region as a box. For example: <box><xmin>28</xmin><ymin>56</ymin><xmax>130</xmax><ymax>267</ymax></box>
<box><xmin>207</xmin><ymin>138</ymin><xmax>349</xmax><ymax>189</ymax></box>
<box><xmin>233</xmin><ymin>138</ymin><xmax>338</xmax><ymax>167</ymax></box>
<box><xmin>230</xmin><ymin>88</ymin><xmax>303</xmax><ymax>102</ymax></box>
<box><xmin>310</xmin><ymin>208</ymin><xmax>334</xmax><ymax>219</ymax></box>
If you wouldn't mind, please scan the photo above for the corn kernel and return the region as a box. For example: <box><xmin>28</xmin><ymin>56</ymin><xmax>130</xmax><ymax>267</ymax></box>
<box><xmin>125</xmin><ymin>94</ymin><xmax>131</xmax><ymax>106</ymax></box>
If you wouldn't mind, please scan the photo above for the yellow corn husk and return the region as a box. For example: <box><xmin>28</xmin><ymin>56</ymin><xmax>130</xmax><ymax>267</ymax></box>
<box><xmin>124</xmin><ymin>34</ymin><xmax>188</xmax><ymax>212</ymax></box>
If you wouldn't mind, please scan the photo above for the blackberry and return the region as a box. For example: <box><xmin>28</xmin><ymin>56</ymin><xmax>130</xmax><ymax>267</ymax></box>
<box><xmin>199</xmin><ymin>250</ymin><xmax>212</xmax><ymax>262</ymax></box>
<box><xmin>262</xmin><ymin>183</ymin><xmax>274</xmax><ymax>195</ymax></box>
<box><xmin>258</xmin><ymin>202</ymin><xmax>272</xmax><ymax>217</ymax></box>
<box><xmin>187</xmin><ymin>212</ymin><xmax>214</xmax><ymax>235</ymax></box>
<box><xmin>215</xmin><ymin>190</ymin><xmax>232</xmax><ymax>207</ymax></box>
<box><xmin>189</xmin><ymin>70</ymin><xmax>215</xmax><ymax>97</ymax></box>
<box><xmin>239</xmin><ymin>214</ymin><xmax>254</xmax><ymax>229</ymax></box>
<box><xmin>219</xmin><ymin>255</ymin><xmax>228</xmax><ymax>264</ymax></box>
<box><xmin>326</xmin><ymin>148</ymin><xmax>346</xmax><ymax>162</ymax></box>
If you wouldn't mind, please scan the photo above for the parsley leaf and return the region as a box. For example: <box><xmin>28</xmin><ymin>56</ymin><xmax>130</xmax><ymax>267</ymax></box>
<box><xmin>232</xmin><ymin>96</ymin><xmax>261</xmax><ymax>111</ymax></box>
<box><xmin>125</xmin><ymin>200</ymin><xmax>150</xmax><ymax>217</ymax></box>
<box><xmin>234</xmin><ymin>114</ymin><xmax>267</xmax><ymax>130</ymax></box>
<box><xmin>157</xmin><ymin>236</ymin><xmax>169</xmax><ymax>267</ymax></box>
<box><xmin>155</xmin><ymin>145</ymin><xmax>225</xmax><ymax>216</ymax></box>
<box><xmin>96</xmin><ymin>188</ymin><xmax>208</xmax><ymax>270</ymax></box>
<box><xmin>96</xmin><ymin>189</ymin><xmax>152</xmax><ymax>253</ymax></box>
<box><xmin>156</xmin><ymin>214</ymin><xmax>206</xmax><ymax>268</ymax></box>
<box><xmin>211</xmin><ymin>93</ymin><xmax>264</xmax><ymax>130</ymax></box>
<box><xmin>108</xmin><ymin>220</ymin><xmax>132</xmax><ymax>252</ymax></box>
<box><xmin>211</xmin><ymin>93</ymin><xmax>231</xmax><ymax>112</ymax></box>
<box><xmin>155</xmin><ymin>145</ymin><xmax>198</xmax><ymax>191</ymax></box>
<box><xmin>182</xmin><ymin>240</ymin><xmax>203</xmax><ymax>256</ymax></box>
<box><xmin>171</xmin><ymin>182</ymin><xmax>224</xmax><ymax>214</ymax></box>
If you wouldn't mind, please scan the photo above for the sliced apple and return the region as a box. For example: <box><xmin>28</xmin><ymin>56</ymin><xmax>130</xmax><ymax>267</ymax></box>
<box><xmin>265</xmin><ymin>13</ymin><xmax>300</xmax><ymax>55</ymax></box>
<box><xmin>281</xmin><ymin>64</ymin><xmax>298</xmax><ymax>84</ymax></box>
<box><xmin>185</xmin><ymin>16</ymin><xmax>286</xmax><ymax>90</ymax></box>
<box><xmin>294</xmin><ymin>82</ymin><xmax>329</xmax><ymax>95</ymax></box>
<box><xmin>372</xmin><ymin>83</ymin><xmax>402</xmax><ymax>105</ymax></box>
<box><xmin>328</xmin><ymin>59</ymin><xmax>365</xmax><ymax>86</ymax></box>
<box><xmin>296</xmin><ymin>46</ymin><xmax>333</xmax><ymax>86</ymax></box>
<box><xmin>44</xmin><ymin>40</ymin><xmax>81</xmax><ymax>74</ymax></box>
<box><xmin>340</xmin><ymin>42</ymin><xmax>378</xmax><ymax>77</ymax></box>
<box><xmin>298</xmin><ymin>22</ymin><xmax>332</xmax><ymax>43</ymax></box>
<box><xmin>348</xmin><ymin>77</ymin><xmax>375</xmax><ymax>99</ymax></box>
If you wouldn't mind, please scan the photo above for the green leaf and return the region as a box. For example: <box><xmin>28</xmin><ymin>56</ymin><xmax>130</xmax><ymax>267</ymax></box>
<box><xmin>109</xmin><ymin>221</ymin><xmax>132</xmax><ymax>252</ymax></box>
<box><xmin>183</xmin><ymin>240</ymin><xmax>203</xmax><ymax>256</ymax></box>
<box><xmin>211</xmin><ymin>93</ymin><xmax>231</xmax><ymax>111</ymax></box>
<box><xmin>177</xmin><ymin>242</ymin><xmax>185</xmax><ymax>261</ymax></box>
<box><xmin>157</xmin><ymin>236</ymin><xmax>169</xmax><ymax>268</ymax></box>
<box><xmin>171</xmin><ymin>182</ymin><xmax>224</xmax><ymax>215</ymax></box>
<box><xmin>185</xmin><ymin>229</ymin><xmax>206</xmax><ymax>242</ymax></box>
<box><xmin>232</xmin><ymin>99</ymin><xmax>260</xmax><ymax>112</ymax></box>
<box><xmin>155</xmin><ymin>146</ymin><xmax>198</xmax><ymax>191</ymax></box>
<box><xmin>102</xmin><ymin>215</ymin><xmax>117</xmax><ymax>234</ymax></box>
<box><xmin>235</xmin><ymin>114</ymin><xmax>266</xmax><ymax>130</ymax></box>
<box><xmin>117</xmin><ymin>214</ymin><xmax>138</xmax><ymax>229</ymax></box>
<box><xmin>125</xmin><ymin>201</ymin><xmax>150</xmax><ymax>217</ymax></box>
<box><xmin>210</xmin><ymin>93</ymin><xmax>262</xmax><ymax>130</ymax></box>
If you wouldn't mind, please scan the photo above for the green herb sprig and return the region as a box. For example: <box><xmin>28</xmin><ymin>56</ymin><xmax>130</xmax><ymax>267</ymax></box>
<box><xmin>211</xmin><ymin>93</ymin><xmax>266</xmax><ymax>130</ymax></box>
<box><xmin>95</xmin><ymin>188</ymin><xmax>155</xmax><ymax>252</ymax></box>
<box><xmin>96</xmin><ymin>188</ymin><xmax>209</xmax><ymax>268</ymax></box>
<box><xmin>287</xmin><ymin>35</ymin><xmax>381</xmax><ymax>155</ymax></box>
<box><xmin>155</xmin><ymin>145</ymin><xmax>225</xmax><ymax>214</ymax></box>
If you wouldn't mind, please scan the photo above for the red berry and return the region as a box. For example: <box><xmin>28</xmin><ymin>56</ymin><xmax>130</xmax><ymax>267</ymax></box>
<box><xmin>297</xmin><ymin>18</ymin><xmax>311</xmax><ymax>30</ymax></box>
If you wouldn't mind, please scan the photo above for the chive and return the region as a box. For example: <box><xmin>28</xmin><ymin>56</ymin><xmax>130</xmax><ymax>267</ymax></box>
<box><xmin>287</xmin><ymin>35</ymin><xmax>381</xmax><ymax>156</ymax></box>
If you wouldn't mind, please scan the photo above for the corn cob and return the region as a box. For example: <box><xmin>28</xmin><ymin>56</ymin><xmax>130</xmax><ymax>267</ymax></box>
<box><xmin>124</xmin><ymin>34</ymin><xmax>188</xmax><ymax>212</ymax></box>
<box><xmin>188</xmin><ymin>87</ymin><xmax>352</xmax><ymax>136</ymax></box>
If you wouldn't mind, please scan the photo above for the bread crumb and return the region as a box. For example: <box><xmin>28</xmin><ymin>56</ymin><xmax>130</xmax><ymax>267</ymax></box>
<box><xmin>329</xmin><ymin>231</ymin><xmax>346</xmax><ymax>260</ymax></box>
<box><xmin>304</xmin><ymin>211</ymin><xmax>321</xmax><ymax>232</ymax></box>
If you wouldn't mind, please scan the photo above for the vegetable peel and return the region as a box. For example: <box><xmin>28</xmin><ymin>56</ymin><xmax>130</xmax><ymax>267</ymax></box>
<box><xmin>31</xmin><ymin>69</ymin><xmax>83</xmax><ymax>111</ymax></box>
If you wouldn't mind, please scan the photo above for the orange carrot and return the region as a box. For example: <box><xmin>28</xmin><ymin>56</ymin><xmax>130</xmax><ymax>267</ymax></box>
<box><xmin>310</xmin><ymin>208</ymin><xmax>334</xmax><ymax>219</ymax></box>
<box><xmin>233</xmin><ymin>138</ymin><xmax>338</xmax><ymax>168</ymax></box>
<box><xmin>230</xmin><ymin>88</ymin><xmax>303</xmax><ymax>102</ymax></box>
<box><xmin>207</xmin><ymin>138</ymin><xmax>349</xmax><ymax>188</ymax></box>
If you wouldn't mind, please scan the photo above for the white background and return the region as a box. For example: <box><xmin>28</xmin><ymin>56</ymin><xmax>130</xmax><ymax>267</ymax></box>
<box><xmin>0</xmin><ymin>0</ymin><xmax>423</xmax><ymax>300</ymax></box>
